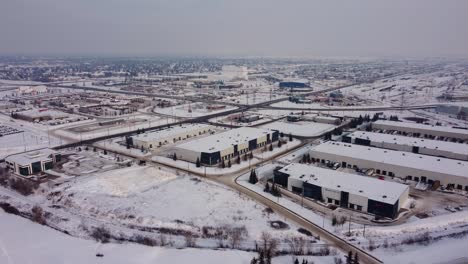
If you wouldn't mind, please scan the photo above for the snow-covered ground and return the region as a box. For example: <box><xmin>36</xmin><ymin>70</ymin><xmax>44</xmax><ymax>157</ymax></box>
<box><xmin>260</xmin><ymin>121</ymin><xmax>336</xmax><ymax>137</ymax></box>
<box><xmin>153</xmin><ymin>102</ymin><xmax>237</xmax><ymax>118</ymax></box>
<box><xmin>52</xmin><ymin>114</ymin><xmax>170</xmax><ymax>141</ymax></box>
<box><xmin>48</xmin><ymin>164</ymin><xmax>313</xmax><ymax>244</ymax></box>
<box><xmin>0</xmin><ymin>209</ymin><xmax>340</xmax><ymax>264</ymax></box>
<box><xmin>0</xmin><ymin>114</ymin><xmax>63</xmax><ymax>159</ymax></box>
<box><xmin>0</xmin><ymin>209</ymin><xmax>255</xmax><ymax>264</ymax></box>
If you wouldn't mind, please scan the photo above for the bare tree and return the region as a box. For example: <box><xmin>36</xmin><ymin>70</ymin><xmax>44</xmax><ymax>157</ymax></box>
<box><xmin>259</xmin><ymin>232</ymin><xmax>279</xmax><ymax>263</ymax></box>
<box><xmin>227</xmin><ymin>226</ymin><xmax>248</xmax><ymax>249</ymax></box>
<box><xmin>286</xmin><ymin>236</ymin><xmax>306</xmax><ymax>255</ymax></box>
<box><xmin>31</xmin><ymin>205</ymin><xmax>46</xmax><ymax>225</ymax></box>
<box><xmin>184</xmin><ymin>233</ymin><xmax>197</xmax><ymax>248</ymax></box>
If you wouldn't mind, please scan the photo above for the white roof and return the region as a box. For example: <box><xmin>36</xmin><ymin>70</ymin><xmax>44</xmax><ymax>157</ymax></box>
<box><xmin>374</xmin><ymin>120</ymin><xmax>468</xmax><ymax>137</ymax></box>
<box><xmin>310</xmin><ymin>141</ymin><xmax>468</xmax><ymax>178</ymax></box>
<box><xmin>177</xmin><ymin>127</ymin><xmax>274</xmax><ymax>153</ymax></box>
<box><xmin>280</xmin><ymin>163</ymin><xmax>408</xmax><ymax>204</ymax></box>
<box><xmin>349</xmin><ymin>131</ymin><xmax>468</xmax><ymax>157</ymax></box>
<box><xmin>6</xmin><ymin>149</ymin><xmax>57</xmax><ymax>165</ymax></box>
<box><xmin>133</xmin><ymin>124</ymin><xmax>212</xmax><ymax>142</ymax></box>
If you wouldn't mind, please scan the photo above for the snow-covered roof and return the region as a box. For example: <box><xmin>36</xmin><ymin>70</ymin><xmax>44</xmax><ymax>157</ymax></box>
<box><xmin>132</xmin><ymin>124</ymin><xmax>212</xmax><ymax>142</ymax></box>
<box><xmin>6</xmin><ymin>148</ymin><xmax>57</xmax><ymax>165</ymax></box>
<box><xmin>310</xmin><ymin>142</ymin><xmax>468</xmax><ymax>178</ymax></box>
<box><xmin>374</xmin><ymin>120</ymin><xmax>468</xmax><ymax>137</ymax></box>
<box><xmin>177</xmin><ymin>127</ymin><xmax>274</xmax><ymax>153</ymax></box>
<box><xmin>349</xmin><ymin>131</ymin><xmax>468</xmax><ymax>156</ymax></box>
<box><xmin>280</xmin><ymin>163</ymin><xmax>408</xmax><ymax>204</ymax></box>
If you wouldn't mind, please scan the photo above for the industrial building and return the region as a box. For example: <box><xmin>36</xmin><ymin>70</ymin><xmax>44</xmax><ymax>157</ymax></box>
<box><xmin>279</xmin><ymin>79</ymin><xmax>309</xmax><ymax>89</ymax></box>
<box><xmin>132</xmin><ymin>124</ymin><xmax>214</xmax><ymax>149</ymax></box>
<box><xmin>274</xmin><ymin>163</ymin><xmax>409</xmax><ymax>219</ymax></box>
<box><xmin>373</xmin><ymin>120</ymin><xmax>468</xmax><ymax>141</ymax></box>
<box><xmin>343</xmin><ymin>131</ymin><xmax>468</xmax><ymax>161</ymax></box>
<box><xmin>309</xmin><ymin>141</ymin><xmax>468</xmax><ymax>191</ymax></box>
<box><xmin>174</xmin><ymin>127</ymin><xmax>279</xmax><ymax>165</ymax></box>
<box><xmin>5</xmin><ymin>149</ymin><xmax>61</xmax><ymax>176</ymax></box>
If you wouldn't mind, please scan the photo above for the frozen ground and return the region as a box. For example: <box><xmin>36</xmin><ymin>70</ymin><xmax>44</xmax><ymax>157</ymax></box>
<box><xmin>0</xmin><ymin>209</ymin><xmax>339</xmax><ymax>264</ymax></box>
<box><xmin>260</xmin><ymin>121</ymin><xmax>336</xmax><ymax>137</ymax></box>
<box><xmin>0</xmin><ymin>114</ymin><xmax>63</xmax><ymax>159</ymax></box>
<box><xmin>50</xmin><ymin>165</ymin><xmax>311</xmax><ymax>242</ymax></box>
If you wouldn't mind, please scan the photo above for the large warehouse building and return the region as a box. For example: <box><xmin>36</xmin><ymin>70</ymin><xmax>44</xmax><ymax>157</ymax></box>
<box><xmin>309</xmin><ymin>142</ymin><xmax>468</xmax><ymax>190</ymax></box>
<box><xmin>274</xmin><ymin>163</ymin><xmax>409</xmax><ymax>219</ymax></box>
<box><xmin>132</xmin><ymin>124</ymin><xmax>214</xmax><ymax>149</ymax></box>
<box><xmin>343</xmin><ymin>131</ymin><xmax>468</xmax><ymax>161</ymax></box>
<box><xmin>5</xmin><ymin>149</ymin><xmax>61</xmax><ymax>176</ymax></box>
<box><xmin>373</xmin><ymin>120</ymin><xmax>468</xmax><ymax>141</ymax></box>
<box><xmin>174</xmin><ymin>127</ymin><xmax>279</xmax><ymax>165</ymax></box>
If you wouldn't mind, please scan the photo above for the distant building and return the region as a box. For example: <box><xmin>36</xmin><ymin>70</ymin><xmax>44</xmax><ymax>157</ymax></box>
<box><xmin>5</xmin><ymin>149</ymin><xmax>61</xmax><ymax>176</ymax></box>
<box><xmin>373</xmin><ymin>120</ymin><xmax>468</xmax><ymax>141</ymax></box>
<box><xmin>279</xmin><ymin>80</ymin><xmax>309</xmax><ymax>89</ymax></box>
<box><xmin>275</xmin><ymin>163</ymin><xmax>409</xmax><ymax>219</ymax></box>
<box><xmin>132</xmin><ymin>124</ymin><xmax>214</xmax><ymax>149</ymax></box>
<box><xmin>239</xmin><ymin>114</ymin><xmax>263</xmax><ymax>123</ymax></box>
<box><xmin>309</xmin><ymin>141</ymin><xmax>468</xmax><ymax>191</ymax></box>
<box><xmin>174</xmin><ymin>127</ymin><xmax>278</xmax><ymax>165</ymax></box>
<box><xmin>221</xmin><ymin>66</ymin><xmax>248</xmax><ymax>81</ymax></box>
<box><xmin>16</xmin><ymin>85</ymin><xmax>48</xmax><ymax>96</ymax></box>
<box><xmin>344</xmin><ymin>131</ymin><xmax>468</xmax><ymax>161</ymax></box>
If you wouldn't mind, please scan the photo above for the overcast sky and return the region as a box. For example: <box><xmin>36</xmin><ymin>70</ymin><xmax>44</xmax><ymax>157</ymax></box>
<box><xmin>1</xmin><ymin>0</ymin><xmax>468</xmax><ymax>57</ymax></box>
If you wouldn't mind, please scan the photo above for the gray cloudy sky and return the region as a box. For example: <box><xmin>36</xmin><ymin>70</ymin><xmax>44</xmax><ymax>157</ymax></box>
<box><xmin>1</xmin><ymin>0</ymin><xmax>468</xmax><ymax>57</ymax></box>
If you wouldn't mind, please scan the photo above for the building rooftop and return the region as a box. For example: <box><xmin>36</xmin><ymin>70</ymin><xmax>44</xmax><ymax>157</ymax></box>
<box><xmin>349</xmin><ymin>131</ymin><xmax>468</xmax><ymax>156</ymax></box>
<box><xmin>310</xmin><ymin>141</ymin><xmax>468</xmax><ymax>178</ymax></box>
<box><xmin>279</xmin><ymin>163</ymin><xmax>408</xmax><ymax>204</ymax></box>
<box><xmin>177</xmin><ymin>127</ymin><xmax>274</xmax><ymax>153</ymax></box>
<box><xmin>132</xmin><ymin>124</ymin><xmax>212</xmax><ymax>142</ymax></box>
<box><xmin>374</xmin><ymin>120</ymin><xmax>468</xmax><ymax>136</ymax></box>
<box><xmin>6</xmin><ymin>148</ymin><xmax>57</xmax><ymax>165</ymax></box>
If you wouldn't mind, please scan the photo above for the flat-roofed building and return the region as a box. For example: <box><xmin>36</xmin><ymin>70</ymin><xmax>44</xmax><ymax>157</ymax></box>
<box><xmin>132</xmin><ymin>124</ymin><xmax>214</xmax><ymax>149</ymax></box>
<box><xmin>344</xmin><ymin>131</ymin><xmax>468</xmax><ymax>161</ymax></box>
<box><xmin>5</xmin><ymin>149</ymin><xmax>61</xmax><ymax>176</ymax></box>
<box><xmin>275</xmin><ymin>163</ymin><xmax>409</xmax><ymax>219</ymax></box>
<box><xmin>309</xmin><ymin>141</ymin><xmax>468</xmax><ymax>191</ymax></box>
<box><xmin>174</xmin><ymin>127</ymin><xmax>279</xmax><ymax>165</ymax></box>
<box><xmin>373</xmin><ymin>120</ymin><xmax>468</xmax><ymax>141</ymax></box>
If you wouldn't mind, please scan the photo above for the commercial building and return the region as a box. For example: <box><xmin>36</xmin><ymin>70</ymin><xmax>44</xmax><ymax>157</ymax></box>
<box><xmin>274</xmin><ymin>163</ymin><xmax>409</xmax><ymax>219</ymax></box>
<box><xmin>373</xmin><ymin>120</ymin><xmax>468</xmax><ymax>141</ymax></box>
<box><xmin>132</xmin><ymin>124</ymin><xmax>214</xmax><ymax>149</ymax></box>
<box><xmin>279</xmin><ymin>79</ymin><xmax>310</xmax><ymax>89</ymax></box>
<box><xmin>5</xmin><ymin>149</ymin><xmax>61</xmax><ymax>176</ymax></box>
<box><xmin>309</xmin><ymin>141</ymin><xmax>468</xmax><ymax>190</ymax></box>
<box><xmin>344</xmin><ymin>131</ymin><xmax>468</xmax><ymax>161</ymax></box>
<box><xmin>174</xmin><ymin>127</ymin><xmax>279</xmax><ymax>165</ymax></box>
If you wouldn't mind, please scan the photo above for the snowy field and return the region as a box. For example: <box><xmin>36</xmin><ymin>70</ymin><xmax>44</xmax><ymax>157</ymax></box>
<box><xmin>260</xmin><ymin>121</ymin><xmax>336</xmax><ymax>137</ymax></box>
<box><xmin>49</xmin><ymin>165</ymin><xmax>313</xmax><ymax>243</ymax></box>
<box><xmin>0</xmin><ymin>114</ymin><xmax>63</xmax><ymax>159</ymax></box>
<box><xmin>341</xmin><ymin>71</ymin><xmax>464</xmax><ymax>107</ymax></box>
<box><xmin>0</xmin><ymin>209</ymin><xmax>339</xmax><ymax>264</ymax></box>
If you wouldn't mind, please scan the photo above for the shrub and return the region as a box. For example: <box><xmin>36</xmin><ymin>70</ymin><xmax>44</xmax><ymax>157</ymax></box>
<box><xmin>91</xmin><ymin>226</ymin><xmax>111</xmax><ymax>243</ymax></box>
<box><xmin>31</xmin><ymin>205</ymin><xmax>46</xmax><ymax>225</ymax></box>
